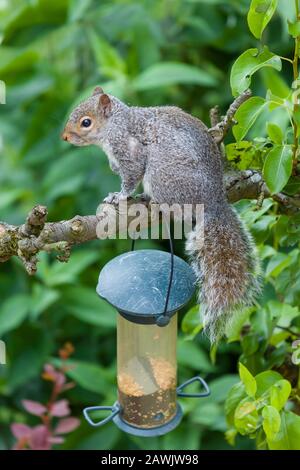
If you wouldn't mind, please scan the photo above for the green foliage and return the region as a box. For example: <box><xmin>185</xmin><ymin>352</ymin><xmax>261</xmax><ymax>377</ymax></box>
<box><xmin>263</xmin><ymin>145</ymin><xmax>293</xmax><ymax>194</ymax></box>
<box><xmin>288</xmin><ymin>19</ymin><xmax>300</xmax><ymax>38</ymax></box>
<box><xmin>225</xmin><ymin>367</ymin><xmax>299</xmax><ymax>449</ymax></box>
<box><xmin>230</xmin><ymin>47</ymin><xmax>281</xmax><ymax>96</ymax></box>
<box><xmin>0</xmin><ymin>0</ymin><xmax>300</xmax><ymax>452</ymax></box>
<box><xmin>239</xmin><ymin>362</ymin><xmax>257</xmax><ymax>397</ymax></box>
<box><xmin>247</xmin><ymin>0</ymin><xmax>278</xmax><ymax>39</ymax></box>
<box><xmin>133</xmin><ymin>62</ymin><xmax>218</xmax><ymax>91</ymax></box>
<box><xmin>266</xmin><ymin>122</ymin><xmax>284</xmax><ymax>144</ymax></box>
<box><xmin>233</xmin><ymin>96</ymin><xmax>268</xmax><ymax>140</ymax></box>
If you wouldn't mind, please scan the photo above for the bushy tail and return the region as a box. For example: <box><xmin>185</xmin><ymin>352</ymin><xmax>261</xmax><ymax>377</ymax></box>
<box><xmin>186</xmin><ymin>206</ymin><xmax>261</xmax><ymax>343</ymax></box>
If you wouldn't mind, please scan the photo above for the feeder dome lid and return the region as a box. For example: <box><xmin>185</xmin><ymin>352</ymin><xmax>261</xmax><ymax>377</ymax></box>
<box><xmin>96</xmin><ymin>249</ymin><xmax>197</xmax><ymax>324</ymax></box>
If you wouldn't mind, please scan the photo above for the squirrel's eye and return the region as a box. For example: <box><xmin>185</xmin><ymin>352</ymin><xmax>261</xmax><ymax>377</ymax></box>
<box><xmin>81</xmin><ymin>118</ymin><xmax>92</xmax><ymax>128</ymax></box>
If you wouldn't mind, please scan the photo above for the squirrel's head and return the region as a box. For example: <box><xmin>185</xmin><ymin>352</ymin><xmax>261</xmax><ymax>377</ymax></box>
<box><xmin>61</xmin><ymin>86</ymin><xmax>112</xmax><ymax>146</ymax></box>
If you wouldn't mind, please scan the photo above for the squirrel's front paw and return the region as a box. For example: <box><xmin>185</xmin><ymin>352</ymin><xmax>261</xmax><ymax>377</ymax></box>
<box><xmin>134</xmin><ymin>192</ymin><xmax>151</xmax><ymax>203</ymax></box>
<box><xmin>103</xmin><ymin>192</ymin><xmax>128</xmax><ymax>204</ymax></box>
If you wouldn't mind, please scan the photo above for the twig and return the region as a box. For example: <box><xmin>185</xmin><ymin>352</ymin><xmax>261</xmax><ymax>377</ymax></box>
<box><xmin>209</xmin><ymin>105</ymin><xmax>221</xmax><ymax>127</ymax></box>
<box><xmin>276</xmin><ymin>325</ymin><xmax>300</xmax><ymax>338</ymax></box>
<box><xmin>208</xmin><ymin>89</ymin><xmax>252</xmax><ymax>143</ymax></box>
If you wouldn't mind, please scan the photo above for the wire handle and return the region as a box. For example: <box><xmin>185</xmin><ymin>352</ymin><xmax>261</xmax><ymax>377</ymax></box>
<box><xmin>83</xmin><ymin>404</ymin><xmax>120</xmax><ymax>427</ymax></box>
<box><xmin>131</xmin><ymin>218</ymin><xmax>174</xmax><ymax>327</ymax></box>
<box><xmin>177</xmin><ymin>375</ymin><xmax>210</xmax><ymax>398</ymax></box>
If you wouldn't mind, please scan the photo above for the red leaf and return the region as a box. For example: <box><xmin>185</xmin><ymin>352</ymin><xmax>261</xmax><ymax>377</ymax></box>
<box><xmin>42</xmin><ymin>364</ymin><xmax>66</xmax><ymax>389</ymax></box>
<box><xmin>50</xmin><ymin>399</ymin><xmax>70</xmax><ymax>417</ymax></box>
<box><xmin>11</xmin><ymin>423</ymin><xmax>31</xmax><ymax>439</ymax></box>
<box><xmin>61</xmin><ymin>381</ymin><xmax>75</xmax><ymax>392</ymax></box>
<box><xmin>42</xmin><ymin>364</ymin><xmax>57</xmax><ymax>382</ymax></box>
<box><xmin>55</xmin><ymin>372</ymin><xmax>66</xmax><ymax>389</ymax></box>
<box><xmin>28</xmin><ymin>425</ymin><xmax>51</xmax><ymax>450</ymax></box>
<box><xmin>22</xmin><ymin>400</ymin><xmax>47</xmax><ymax>416</ymax></box>
<box><xmin>55</xmin><ymin>417</ymin><xmax>80</xmax><ymax>434</ymax></box>
<box><xmin>48</xmin><ymin>436</ymin><xmax>65</xmax><ymax>444</ymax></box>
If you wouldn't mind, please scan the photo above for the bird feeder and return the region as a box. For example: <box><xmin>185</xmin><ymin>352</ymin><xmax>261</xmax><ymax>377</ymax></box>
<box><xmin>83</xmin><ymin>249</ymin><xmax>210</xmax><ymax>437</ymax></box>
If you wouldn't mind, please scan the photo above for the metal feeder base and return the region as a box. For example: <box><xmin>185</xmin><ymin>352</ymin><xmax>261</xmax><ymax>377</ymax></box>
<box><xmin>83</xmin><ymin>376</ymin><xmax>210</xmax><ymax>436</ymax></box>
<box><xmin>113</xmin><ymin>403</ymin><xmax>183</xmax><ymax>437</ymax></box>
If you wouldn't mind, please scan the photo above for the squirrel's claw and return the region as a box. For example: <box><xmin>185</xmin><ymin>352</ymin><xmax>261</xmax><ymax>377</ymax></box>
<box><xmin>103</xmin><ymin>192</ymin><xmax>128</xmax><ymax>205</ymax></box>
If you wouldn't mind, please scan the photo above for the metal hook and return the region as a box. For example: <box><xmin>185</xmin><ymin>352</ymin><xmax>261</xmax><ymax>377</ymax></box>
<box><xmin>177</xmin><ymin>375</ymin><xmax>210</xmax><ymax>398</ymax></box>
<box><xmin>83</xmin><ymin>404</ymin><xmax>120</xmax><ymax>427</ymax></box>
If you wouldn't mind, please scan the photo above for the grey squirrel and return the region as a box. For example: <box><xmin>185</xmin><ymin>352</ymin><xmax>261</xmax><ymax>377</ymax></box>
<box><xmin>62</xmin><ymin>86</ymin><xmax>261</xmax><ymax>342</ymax></box>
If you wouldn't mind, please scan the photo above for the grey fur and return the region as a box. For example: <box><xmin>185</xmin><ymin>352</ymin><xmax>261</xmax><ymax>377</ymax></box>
<box><xmin>63</xmin><ymin>91</ymin><xmax>261</xmax><ymax>342</ymax></box>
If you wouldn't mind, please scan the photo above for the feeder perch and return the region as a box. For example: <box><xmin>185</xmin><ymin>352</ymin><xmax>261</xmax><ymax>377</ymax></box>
<box><xmin>83</xmin><ymin>249</ymin><xmax>210</xmax><ymax>437</ymax></box>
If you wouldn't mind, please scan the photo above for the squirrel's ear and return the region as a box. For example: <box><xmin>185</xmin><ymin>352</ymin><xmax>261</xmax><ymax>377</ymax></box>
<box><xmin>92</xmin><ymin>86</ymin><xmax>104</xmax><ymax>96</ymax></box>
<box><xmin>99</xmin><ymin>93</ymin><xmax>111</xmax><ymax>117</ymax></box>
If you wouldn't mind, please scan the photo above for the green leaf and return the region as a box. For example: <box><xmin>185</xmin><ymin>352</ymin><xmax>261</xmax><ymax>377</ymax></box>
<box><xmin>53</xmin><ymin>359</ymin><xmax>113</xmax><ymax>395</ymax></box>
<box><xmin>225</xmin><ymin>382</ymin><xmax>247</xmax><ymax>426</ymax></box>
<box><xmin>247</xmin><ymin>0</ymin><xmax>278</xmax><ymax>39</ymax></box>
<box><xmin>270</xmin><ymin>380</ymin><xmax>291</xmax><ymax>410</ymax></box>
<box><xmin>288</xmin><ymin>20</ymin><xmax>300</xmax><ymax>38</ymax></box>
<box><xmin>226</xmin><ymin>307</ymin><xmax>256</xmax><ymax>342</ymax></box>
<box><xmin>8</xmin><ymin>330</ymin><xmax>53</xmax><ymax>391</ymax></box>
<box><xmin>266</xmin><ymin>89</ymin><xmax>286</xmax><ymax>110</ymax></box>
<box><xmin>261</xmin><ymin>68</ymin><xmax>290</xmax><ymax>98</ymax></box>
<box><xmin>30</xmin><ymin>284</ymin><xmax>60</xmax><ymax>320</ymax></box>
<box><xmin>225</xmin><ymin>428</ymin><xmax>238</xmax><ymax>446</ymax></box>
<box><xmin>39</xmin><ymin>250</ymin><xmax>100</xmax><ymax>287</ymax></box>
<box><xmin>262</xmin><ymin>405</ymin><xmax>281</xmax><ymax>440</ymax></box>
<box><xmin>0</xmin><ymin>188</ymin><xmax>26</xmax><ymax>210</ymax></box>
<box><xmin>62</xmin><ymin>286</ymin><xmax>116</xmax><ymax>328</ymax></box>
<box><xmin>88</xmin><ymin>29</ymin><xmax>127</xmax><ymax>79</ymax></box>
<box><xmin>233</xmin><ymin>96</ymin><xmax>268</xmax><ymax>141</ymax></box>
<box><xmin>0</xmin><ymin>47</ymin><xmax>39</xmax><ymax>75</ymax></box>
<box><xmin>267</xmin><ymin>122</ymin><xmax>283</xmax><ymax>144</ymax></box>
<box><xmin>177</xmin><ymin>338</ymin><xmax>213</xmax><ymax>372</ymax></box>
<box><xmin>191</xmin><ymin>402</ymin><xmax>223</xmax><ymax>427</ymax></box>
<box><xmin>238</xmin><ymin>362</ymin><xmax>257</xmax><ymax>397</ymax></box>
<box><xmin>208</xmin><ymin>375</ymin><xmax>239</xmax><ymax>403</ymax></box>
<box><xmin>263</xmin><ymin>145</ymin><xmax>293</xmax><ymax>194</ymax></box>
<box><xmin>265</xmin><ymin>252</ymin><xmax>292</xmax><ymax>278</ymax></box>
<box><xmin>234</xmin><ymin>398</ymin><xmax>259</xmax><ymax>435</ymax></box>
<box><xmin>283</xmin><ymin>177</ymin><xmax>300</xmax><ymax>195</ymax></box>
<box><xmin>161</xmin><ymin>423</ymin><xmax>202</xmax><ymax>451</ymax></box>
<box><xmin>225</xmin><ymin>141</ymin><xmax>262</xmax><ymax>170</ymax></box>
<box><xmin>255</xmin><ymin>370</ymin><xmax>283</xmax><ymax>397</ymax></box>
<box><xmin>230</xmin><ymin>46</ymin><xmax>281</xmax><ymax>96</ymax></box>
<box><xmin>268</xmin><ymin>301</ymin><xmax>300</xmax><ymax>328</ymax></box>
<box><xmin>68</xmin><ymin>0</ymin><xmax>92</xmax><ymax>22</ymax></box>
<box><xmin>9</xmin><ymin>75</ymin><xmax>54</xmax><ymax>104</ymax></box>
<box><xmin>0</xmin><ymin>295</ymin><xmax>30</xmax><ymax>336</ymax></box>
<box><xmin>241</xmin><ymin>332</ymin><xmax>260</xmax><ymax>356</ymax></box>
<box><xmin>77</xmin><ymin>426</ymin><xmax>119</xmax><ymax>450</ymax></box>
<box><xmin>292</xmin><ymin>347</ymin><xmax>300</xmax><ymax>365</ymax></box>
<box><xmin>133</xmin><ymin>62</ymin><xmax>217</xmax><ymax>91</ymax></box>
<box><xmin>267</xmin><ymin>411</ymin><xmax>300</xmax><ymax>450</ymax></box>
<box><xmin>46</xmin><ymin>175</ymin><xmax>85</xmax><ymax>201</ymax></box>
<box><xmin>181</xmin><ymin>305</ymin><xmax>202</xmax><ymax>339</ymax></box>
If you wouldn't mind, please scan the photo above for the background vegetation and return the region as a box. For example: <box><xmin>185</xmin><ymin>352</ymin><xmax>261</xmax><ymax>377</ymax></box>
<box><xmin>0</xmin><ymin>0</ymin><xmax>300</xmax><ymax>450</ymax></box>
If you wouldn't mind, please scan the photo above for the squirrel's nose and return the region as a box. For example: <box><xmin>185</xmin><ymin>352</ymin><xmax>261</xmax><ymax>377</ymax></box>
<box><xmin>61</xmin><ymin>132</ymin><xmax>69</xmax><ymax>141</ymax></box>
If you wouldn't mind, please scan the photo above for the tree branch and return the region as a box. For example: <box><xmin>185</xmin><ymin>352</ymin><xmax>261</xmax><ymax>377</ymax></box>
<box><xmin>209</xmin><ymin>89</ymin><xmax>252</xmax><ymax>143</ymax></box>
<box><xmin>225</xmin><ymin>169</ymin><xmax>300</xmax><ymax>209</ymax></box>
<box><xmin>1</xmin><ymin>171</ymin><xmax>299</xmax><ymax>273</ymax></box>
<box><xmin>1</xmin><ymin>90</ymin><xmax>299</xmax><ymax>273</ymax></box>
<box><xmin>0</xmin><ymin>198</ymin><xmax>151</xmax><ymax>274</ymax></box>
